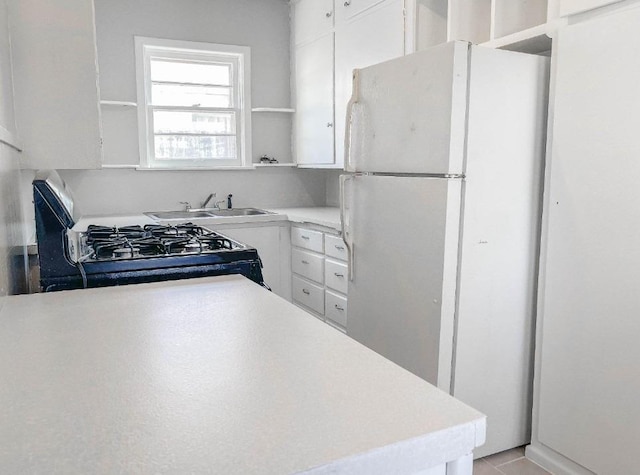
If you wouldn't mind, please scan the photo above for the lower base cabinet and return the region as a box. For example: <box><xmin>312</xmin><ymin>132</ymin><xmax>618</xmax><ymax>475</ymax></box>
<box><xmin>291</xmin><ymin>225</ymin><xmax>348</xmax><ymax>331</ymax></box>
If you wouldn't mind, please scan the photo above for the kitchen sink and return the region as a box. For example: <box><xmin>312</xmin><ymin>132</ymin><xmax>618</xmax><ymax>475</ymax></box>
<box><xmin>210</xmin><ymin>208</ymin><xmax>272</xmax><ymax>217</ymax></box>
<box><xmin>145</xmin><ymin>208</ymin><xmax>272</xmax><ymax>220</ymax></box>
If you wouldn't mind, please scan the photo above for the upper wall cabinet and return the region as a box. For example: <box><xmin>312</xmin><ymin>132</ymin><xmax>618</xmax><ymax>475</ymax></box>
<box><xmin>292</xmin><ymin>0</ymin><xmax>406</xmax><ymax>169</ymax></box>
<box><xmin>8</xmin><ymin>0</ymin><xmax>102</xmax><ymax>170</ymax></box>
<box><xmin>294</xmin><ymin>0</ymin><xmax>334</xmax><ymax>46</ymax></box>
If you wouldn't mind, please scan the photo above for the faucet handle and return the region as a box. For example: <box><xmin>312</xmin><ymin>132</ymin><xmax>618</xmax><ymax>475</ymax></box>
<box><xmin>179</xmin><ymin>201</ymin><xmax>192</xmax><ymax>211</ymax></box>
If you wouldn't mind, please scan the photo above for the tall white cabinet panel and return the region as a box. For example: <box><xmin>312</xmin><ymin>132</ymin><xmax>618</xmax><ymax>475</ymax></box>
<box><xmin>535</xmin><ymin>7</ymin><xmax>640</xmax><ymax>475</ymax></box>
<box><xmin>8</xmin><ymin>0</ymin><xmax>102</xmax><ymax>169</ymax></box>
<box><xmin>294</xmin><ymin>34</ymin><xmax>335</xmax><ymax>165</ymax></box>
<box><xmin>335</xmin><ymin>0</ymin><xmax>405</xmax><ymax>168</ymax></box>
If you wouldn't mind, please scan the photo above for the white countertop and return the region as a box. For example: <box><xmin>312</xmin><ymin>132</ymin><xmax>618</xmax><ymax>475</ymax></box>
<box><xmin>69</xmin><ymin>207</ymin><xmax>341</xmax><ymax>233</ymax></box>
<box><xmin>267</xmin><ymin>207</ymin><xmax>341</xmax><ymax>230</ymax></box>
<box><xmin>0</xmin><ymin>276</ymin><xmax>485</xmax><ymax>474</ymax></box>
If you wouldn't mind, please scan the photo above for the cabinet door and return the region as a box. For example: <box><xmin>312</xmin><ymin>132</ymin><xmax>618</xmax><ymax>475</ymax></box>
<box><xmin>336</xmin><ymin>0</ymin><xmax>387</xmax><ymax>23</ymax></box>
<box><xmin>295</xmin><ymin>34</ymin><xmax>335</xmax><ymax>165</ymax></box>
<box><xmin>335</xmin><ymin>0</ymin><xmax>405</xmax><ymax>168</ymax></box>
<box><xmin>537</xmin><ymin>7</ymin><xmax>640</xmax><ymax>475</ymax></box>
<box><xmin>8</xmin><ymin>0</ymin><xmax>102</xmax><ymax>169</ymax></box>
<box><xmin>294</xmin><ymin>0</ymin><xmax>334</xmax><ymax>46</ymax></box>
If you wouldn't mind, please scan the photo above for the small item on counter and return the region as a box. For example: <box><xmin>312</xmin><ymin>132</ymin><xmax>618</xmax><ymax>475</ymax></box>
<box><xmin>259</xmin><ymin>154</ymin><xmax>279</xmax><ymax>164</ymax></box>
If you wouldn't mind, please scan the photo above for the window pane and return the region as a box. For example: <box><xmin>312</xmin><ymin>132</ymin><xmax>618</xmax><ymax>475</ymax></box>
<box><xmin>154</xmin><ymin>135</ymin><xmax>237</xmax><ymax>160</ymax></box>
<box><xmin>150</xmin><ymin>59</ymin><xmax>231</xmax><ymax>86</ymax></box>
<box><xmin>151</xmin><ymin>83</ymin><xmax>232</xmax><ymax>108</ymax></box>
<box><xmin>154</xmin><ymin>111</ymin><xmax>236</xmax><ymax>135</ymax></box>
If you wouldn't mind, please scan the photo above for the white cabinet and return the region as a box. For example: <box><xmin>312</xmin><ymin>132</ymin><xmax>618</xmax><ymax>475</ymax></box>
<box><xmin>530</xmin><ymin>6</ymin><xmax>640</xmax><ymax>475</ymax></box>
<box><xmin>336</xmin><ymin>0</ymin><xmax>387</xmax><ymax>22</ymax></box>
<box><xmin>293</xmin><ymin>0</ymin><xmax>405</xmax><ymax>168</ymax></box>
<box><xmin>291</xmin><ymin>224</ymin><xmax>349</xmax><ymax>331</ymax></box>
<box><xmin>210</xmin><ymin>223</ymin><xmax>291</xmax><ymax>301</ymax></box>
<box><xmin>334</xmin><ymin>0</ymin><xmax>405</xmax><ymax>168</ymax></box>
<box><xmin>8</xmin><ymin>0</ymin><xmax>102</xmax><ymax>169</ymax></box>
<box><xmin>294</xmin><ymin>0</ymin><xmax>334</xmax><ymax>45</ymax></box>
<box><xmin>294</xmin><ymin>34</ymin><xmax>335</xmax><ymax>166</ymax></box>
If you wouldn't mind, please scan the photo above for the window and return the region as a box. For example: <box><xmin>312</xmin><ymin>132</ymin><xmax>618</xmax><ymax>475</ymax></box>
<box><xmin>135</xmin><ymin>37</ymin><xmax>251</xmax><ymax>169</ymax></box>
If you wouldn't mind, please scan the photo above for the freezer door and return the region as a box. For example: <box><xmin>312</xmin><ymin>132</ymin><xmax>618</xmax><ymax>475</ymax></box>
<box><xmin>344</xmin><ymin>175</ymin><xmax>462</xmax><ymax>388</ymax></box>
<box><xmin>345</xmin><ymin>41</ymin><xmax>469</xmax><ymax>175</ymax></box>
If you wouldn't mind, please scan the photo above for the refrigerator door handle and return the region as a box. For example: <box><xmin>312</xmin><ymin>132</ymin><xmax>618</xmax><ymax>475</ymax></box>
<box><xmin>340</xmin><ymin>174</ymin><xmax>355</xmax><ymax>281</ymax></box>
<box><xmin>344</xmin><ymin>69</ymin><xmax>360</xmax><ymax>173</ymax></box>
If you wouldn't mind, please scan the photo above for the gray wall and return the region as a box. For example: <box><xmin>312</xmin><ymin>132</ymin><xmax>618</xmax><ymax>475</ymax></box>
<box><xmin>0</xmin><ymin>0</ymin><xmax>26</xmax><ymax>299</ymax></box>
<box><xmin>61</xmin><ymin>0</ymin><xmax>330</xmax><ymax>217</ymax></box>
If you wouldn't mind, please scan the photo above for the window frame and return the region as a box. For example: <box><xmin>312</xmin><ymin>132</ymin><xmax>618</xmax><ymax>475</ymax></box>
<box><xmin>135</xmin><ymin>37</ymin><xmax>252</xmax><ymax>169</ymax></box>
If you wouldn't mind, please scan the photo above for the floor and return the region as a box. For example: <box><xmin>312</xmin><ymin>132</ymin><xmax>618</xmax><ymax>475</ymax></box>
<box><xmin>474</xmin><ymin>447</ymin><xmax>551</xmax><ymax>475</ymax></box>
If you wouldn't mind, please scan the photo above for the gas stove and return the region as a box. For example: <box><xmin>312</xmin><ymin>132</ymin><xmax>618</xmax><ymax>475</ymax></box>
<box><xmin>78</xmin><ymin>224</ymin><xmax>241</xmax><ymax>262</ymax></box>
<box><xmin>33</xmin><ymin>171</ymin><xmax>267</xmax><ymax>292</ymax></box>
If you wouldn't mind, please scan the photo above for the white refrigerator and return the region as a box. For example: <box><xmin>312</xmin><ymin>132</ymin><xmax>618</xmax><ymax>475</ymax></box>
<box><xmin>340</xmin><ymin>41</ymin><xmax>549</xmax><ymax>457</ymax></box>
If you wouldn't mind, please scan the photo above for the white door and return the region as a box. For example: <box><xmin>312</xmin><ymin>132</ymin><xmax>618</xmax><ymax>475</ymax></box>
<box><xmin>344</xmin><ymin>174</ymin><xmax>462</xmax><ymax>388</ymax></box>
<box><xmin>345</xmin><ymin>41</ymin><xmax>469</xmax><ymax>175</ymax></box>
<box><xmin>335</xmin><ymin>0</ymin><xmax>405</xmax><ymax>169</ymax></box>
<box><xmin>294</xmin><ymin>34</ymin><xmax>335</xmax><ymax>165</ymax></box>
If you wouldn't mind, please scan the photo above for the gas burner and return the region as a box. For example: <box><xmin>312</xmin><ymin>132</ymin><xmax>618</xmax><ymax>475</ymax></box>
<box><xmin>112</xmin><ymin>247</ymin><xmax>140</xmax><ymax>259</ymax></box>
<box><xmin>144</xmin><ymin>223</ymin><xmax>205</xmax><ymax>238</ymax></box>
<box><xmin>86</xmin><ymin>225</ymin><xmax>146</xmax><ymax>243</ymax></box>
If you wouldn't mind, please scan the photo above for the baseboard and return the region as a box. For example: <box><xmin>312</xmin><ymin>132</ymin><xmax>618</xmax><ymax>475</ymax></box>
<box><xmin>526</xmin><ymin>443</ymin><xmax>595</xmax><ymax>475</ymax></box>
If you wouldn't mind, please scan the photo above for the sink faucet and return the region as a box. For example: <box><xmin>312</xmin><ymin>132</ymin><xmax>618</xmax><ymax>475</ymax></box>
<box><xmin>202</xmin><ymin>193</ymin><xmax>215</xmax><ymax>209</ymax></box>
<box><xmin>213</xmin><ymin>199</ymin><xmax>226</xmax><ymax>210</ymax></box>
<box><xmin>179</xmin><ymin>201</ymin><xmax>192</xmax><ymax>211</ymax></box>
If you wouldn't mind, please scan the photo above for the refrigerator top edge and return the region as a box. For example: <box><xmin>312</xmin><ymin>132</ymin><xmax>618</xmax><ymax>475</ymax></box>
<box><xmin>346</xmin><ymin>41</ymin><xmax>471</xmax><ymax>175</ymax></box>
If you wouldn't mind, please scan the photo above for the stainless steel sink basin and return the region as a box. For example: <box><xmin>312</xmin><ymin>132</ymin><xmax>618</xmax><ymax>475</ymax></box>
<box><xmin>145</xmin><ymin>208</ymin><xmax>271</xmax><ymax>220</ymax></box>
<box><xmin>145</xmin><ymin>210</ymin><xmax>217</xmax><ymax>220</ymax></box>
<box><xmin>210</xmin><ymin>208</ymin><xmax>271</xmax><ymax>217</ymax></box>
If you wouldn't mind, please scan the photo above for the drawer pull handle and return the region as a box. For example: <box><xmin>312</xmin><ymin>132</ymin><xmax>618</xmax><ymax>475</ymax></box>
<box><xmin>334</xmin><ymin>273</ymin><xmax>345</xmax><ymax>278</ymax></box>
<box><xmin>335</xmin><ymin>245</ymin><xmax>345</xmax><ymax>250</ymax></box>
<box><xmin>301</xmin><ymin>260</ymin><xmax>309</xmax><ymax>265</ymax></box>
<box><xmin>335</xmin><ymin>304</ymin><xmax>345</xmax><ymax>311</ymax></box>
<box><xmin>344</xmin><ymin>0</ymin><xmax>351</xmax><ymax>6</ymax></box>
<box><xmin>301</xmin><ymin>235</ymin><xmax>310</xmax><ymax>240</ymax></box>
<box><xmin>302</xmin><ymin>289</ymin><xmax>310</xmax><ymax>295</ymax></box>
<box><xmin>326</xmin><ymin>11</ymin><xmax>332</xmax><ymax>17</ymax></box>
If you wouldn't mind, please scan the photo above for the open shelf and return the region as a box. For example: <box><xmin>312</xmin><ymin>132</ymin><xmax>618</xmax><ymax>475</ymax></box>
<box><xmin>483</xmin><ymin>22</ymin><xmax>551</xmax><ymax>54</ymax></box>
<box><xmin>100</xmin><ymin>100</ymin><xmax>138</xmax><ymax>108</ymax></box>
<box><xmin>252</xmin><ymin>107</ymin><xmax>296</xmax><ymax>113</ymax></box>
<box><xmin>254</xmin><ymin>163</ymin><xmax>297</xmax><ymax>168</ymax></box>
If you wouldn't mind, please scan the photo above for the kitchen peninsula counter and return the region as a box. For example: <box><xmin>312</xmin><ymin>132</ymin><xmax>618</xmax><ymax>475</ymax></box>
<box><xmin>0</xmin><ymin>276</ymin><xmax>484</xmax><ymax>474</ymax></box>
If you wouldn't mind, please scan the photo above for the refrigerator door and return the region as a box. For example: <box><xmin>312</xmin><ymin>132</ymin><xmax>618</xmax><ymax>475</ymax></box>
<box><xmin>345</xmin><ymin>41</ymin><xmax>469</xmax><ymax>175</ymax></box>
<box><xmin>344</xmin><ymin>174</ymin><xmax>462</xmax><ymax>388</ymax></box>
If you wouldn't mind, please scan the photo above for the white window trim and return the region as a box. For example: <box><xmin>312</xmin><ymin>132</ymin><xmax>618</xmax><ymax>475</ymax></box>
<box><xmin>135</xmin><ymin>36</ymin><xmax>252</xmax><ymax>169</ymax></box>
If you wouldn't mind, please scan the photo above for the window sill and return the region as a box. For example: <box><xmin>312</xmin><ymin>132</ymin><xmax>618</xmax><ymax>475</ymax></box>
<box><xmin>136</xmin><ymin>165</ymin><xmax>256</xmax><ymax>171</ymax></box>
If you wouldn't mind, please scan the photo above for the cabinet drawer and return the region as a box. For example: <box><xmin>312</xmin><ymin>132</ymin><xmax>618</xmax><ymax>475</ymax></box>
<box><xmin>325</xmin><ymin>234</ymin><xmax>348</xmax><ymax>261</ymax></box>
<box><xmin>293</xmin><ymin>276</ymin><xmax>325</xmax><ymax>315</ymax></box>
<box><xmin>292</xmin><ymin>227</ymin><xmax>324</xmax><ymax>253</ymax></box>
<box><xmin>325</xmin><ymin>291</ymin><xmax>348</xmax><ymax>328</ymax></box>
<box><xmin>325</xmin><ymin>259</ymin><xmax>348</xmax><ymax>294</ymax></box>
<box><xmin>292</xmin><ymin>248</ymin><xmax>324</xmax><ymax>284</ymax></box>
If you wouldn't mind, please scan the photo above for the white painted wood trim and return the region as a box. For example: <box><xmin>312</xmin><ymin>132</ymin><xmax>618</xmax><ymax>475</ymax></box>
<box><xmin>0</xmin><ymin>125</ymin><xmax>22</xmax><ymax>152</ymax></box>
<box><xmin>482</xmin><ymin>23</ymin><xmax>550</xmax><ymax>50</ymax></box>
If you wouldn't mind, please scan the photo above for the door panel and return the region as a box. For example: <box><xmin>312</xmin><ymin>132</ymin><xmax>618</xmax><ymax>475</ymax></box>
<box><xmin>294</xmin><ymin>0</ymin><xmax>334</xmax><ymax>46</ymax></box>
<box><xmin>295</xmin><ymin>34</ymin><xmax>335</xmax><ymax>165</ymax></box>
<box><xmin>346</xmin><ymin>175</ymin><xmax>461</xmax><ymax>385</ymax></box>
